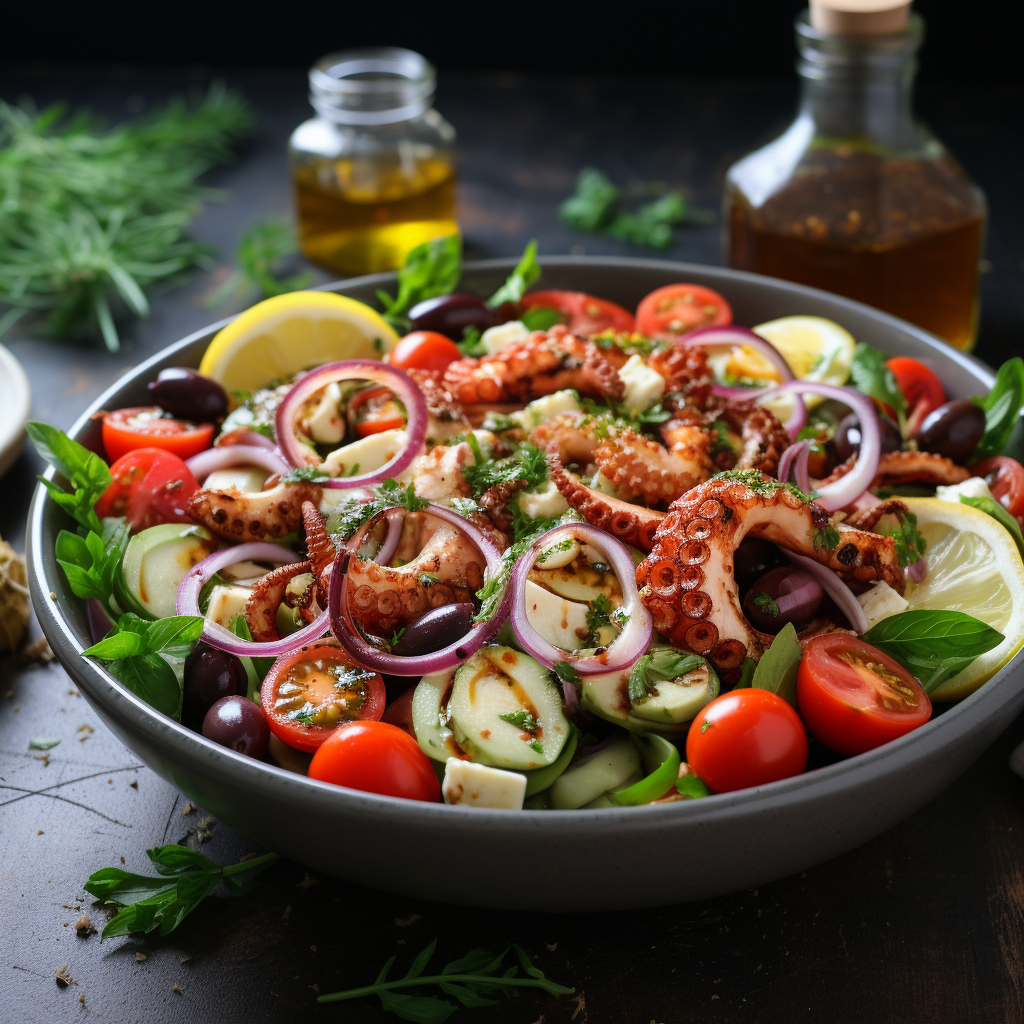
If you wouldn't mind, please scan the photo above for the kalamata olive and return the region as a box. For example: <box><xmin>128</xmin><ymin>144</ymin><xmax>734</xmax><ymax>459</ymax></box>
<box><xmin>834</xmin><ymin>412</ymin><xmax>902</xmax><ymax>462</ymax></box>
<box><xmin>743</xmin><ymin>567</ymin><xmax>824</xmax><ymax>633</ymax></box>
<box><xmin>917</xmin><ymin>399</ymin><xmax>986</xmax><ymax>462</ymax></box>
<box><xmin>391</xmin><ymin>602</ymin><xmax>476</xmax><ymax>657</ymax></box>
<box><xmin>202</xmin><ymin>695</ymin><xmax>270</xmax><ymax>758</ymax></box>
<box><xmin>148</xmin><ymin>367</ymin><xmax>229</xmax><ymax>421</ymax></box>
<box><xmin>183</xmin><ymin>642</ymin><xmax>248</xmax><ymax>726</ymax></box>
<box><xmin>733</xmin><ymin>538</ymin><xmax>787</xmax><ymax>591</ymax></box>
<box><xmin>407</xmin><ymin>294</ymin><xmax>503</xmax><ymax>340</ymax></box>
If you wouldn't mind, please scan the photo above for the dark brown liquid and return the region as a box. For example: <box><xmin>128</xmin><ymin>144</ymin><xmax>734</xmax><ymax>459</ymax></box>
<box><xmin>293</xmin><ymin>155</ymin><xmax>458</xmax><ymax>276</ymax></box>
<box><xmin>727</xmin><ymin>151</ymin><xmax>985</xmax><ymax>350</ymax></box>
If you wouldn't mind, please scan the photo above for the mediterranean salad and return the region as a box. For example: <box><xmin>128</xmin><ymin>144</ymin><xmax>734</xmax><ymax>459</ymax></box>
<box><xmin>32</xmin><ymin>238</ymin><xmax>1024</xmax><ymax>810</ymax></box>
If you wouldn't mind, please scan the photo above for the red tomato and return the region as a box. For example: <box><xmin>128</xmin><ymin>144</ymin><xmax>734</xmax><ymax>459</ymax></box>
<box><xmin>886</xmin><ymin>357</ymin><xmax>945</xmax><ymax>435</ymax></box>
<box><xmin>389</xmin><ymin>331</ymin><xmax>462</xmax><ymax>373</ymax></box>
<box><xmin>520</xmin><ymin>290</ymin><xmax>635</xmax><ymax>336</ymax></box>
<box><xmin>635</xmin><ymin>283</ymin><xmax>732</xmax><ymax>338</ymax></box>
<box><xmin>686</xmin><ymin>689</ymin><xmax>807</xmax><ymax>793</ymax></box>
<box><xmin>308</xmin><ymin>720</ymin><xmax>441</xmax><ymax>802</ymax></box>
<box><xmin>94</xmin><ymin>448</ymin><xmax>199</xmax><ymax>532</ymax></box>
<box><xmin>102</xmin><ymin>406</ymin><xmax>214</xmax><ymax>462</ymax></box>
<box><xmin>349</xmin><ymin>385</ymin><xmax>406</xmax><ymax>437</ymax></box>
<box><xmin>261</xmin><ymin>643</ymin><xmax>385</xmax><ymax>752</ymax></box>
<box><xmin>971</xmin><ymin>455</ymin><xmax>1024</xmax><ymax>519</ymax></box>
<box><xmin>797</xmin><ymin>635</ymin><xmax>931</xmax><ymax>756</ymax></box>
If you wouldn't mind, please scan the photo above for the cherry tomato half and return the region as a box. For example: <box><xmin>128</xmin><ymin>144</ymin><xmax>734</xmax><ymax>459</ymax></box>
<box><xmin>261</xmin><ymin>643</ymin><xmax>385</xmax><ymax>752</ymax></box>
<box><xmin>308</xmin><ymin>720</ymin><xmax>441</xmax><ymax>802</ymax></box>
<box><xmin>635</xmin><ymin>283</ymin><xmax>732</xmax><ymax>338</ymax></box>
<box><xmin>886</xmin><ymin>357</ymin><xmax>946</xmax><ymax>435</ymax></box>
<box><xmin>971</xmin><ymin>455</ymin><xmax>1024</xmax><ymax>519</ymax></box>
<box><xmin>797</xmin><ymin>634</ymin><xmax>931</xmax><ymax>756</ymax></box>
<box><xmin>389</xmin><ymin>331</ymin><xmax>462</xmax><ymax>373</ymax></box>
<box><xmin>349</xmin><ymin>385</ymin><xmax>406</xmax><ymax>437</ymax></box>
<box><xmin>94</xmin><ymin>448</ymin><xmax>199</xmax><ymax>532</ymax></box>
<box><xmin>102</xmin><ymin>406</ymin><xmax>214</xmax><ymax>463</ymax></box>
<box><xmin>686</xmin><ymin>689</ymin><xmax>807</xmax><ymax>794</ymax></box>
<box><xmin>520</xmin><ymin>290</ymin><xmax>635</xmax><ymax>336</ymax></box>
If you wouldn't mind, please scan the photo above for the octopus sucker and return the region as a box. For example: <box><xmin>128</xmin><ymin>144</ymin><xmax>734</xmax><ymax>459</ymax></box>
<box><xmin>188</xmin><ymin>482</ymin><xmax>321</xmax><ymax>542</ymax></box>
<box><xmin>638</xmin><ymin>474</ymin><xmax>904</xmax><ymax>671</ymax></box>
<box><xmin>546</xmin><ymin>449</ymin><xmax>665</xmax><ymax>551</ymax></box>
<box><xmin>245</xmin><ymin>560</ymin><xmax>313</xmax><ymax>642</ymax></box>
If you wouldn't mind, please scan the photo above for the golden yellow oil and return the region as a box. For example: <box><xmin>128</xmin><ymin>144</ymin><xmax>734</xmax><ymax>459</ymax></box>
<box><xmin>292</xmin><ymin>154</ymin><xmax>458</xmax><ymax>276</ymax></box>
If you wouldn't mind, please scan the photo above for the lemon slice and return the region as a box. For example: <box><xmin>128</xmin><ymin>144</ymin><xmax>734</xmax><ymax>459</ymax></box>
<box><xmin>199</xmin><ymin>291</ymin><xmax>401</xmax><ymax>392</ymax></box>
<box><xmin>898</xmin><ymin>497</ymin><xmax>1024</xmax><ymax>701</ymax></box>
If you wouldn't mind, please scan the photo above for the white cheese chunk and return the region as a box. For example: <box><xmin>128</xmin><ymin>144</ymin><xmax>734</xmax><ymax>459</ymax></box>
<box><xmin>442</xmin><ymin>757</ymin><xmax>527</xmax><ymax>810</ymax></box>
<box><xmin>617</xmin><ymin>354</ymin><xmax>665</xmax><ymax>415</ymax></box>
<box><xmin>511</xmin><ymin>389</ymin><xmax>583</xmax><ymax>431</ymax></box>
<box><xmin>517</xmin><ymin>480</ymin><xmax>570</xmax><ymax>520</ymax></box>
<box><xmin>205</xmin><ymin>584</ymin><xmax>252</xmax><ymax>629</ymax></box>
<box><xmin>320</xmin><ymin>428</ymin><xmax>406</xmax><ymax>478</ymax></box>
<box><xmin>936</xmin><ymin>476</ymin><xmax>995</xmax><ymax>504</ymax></box>
<box><xmin>857</xmin><ymin>581</ymin><xmax>909</xmax><ymax>629</ymax></box>
<box><xmin>305</xmin><ymin>381</ymin><xmax>345</xmax><ymax>444</ymax></box>
<box><xmin>481</xmin><ymin>319</ymin><xmax>531</xmax><ymax>355</ymax></box>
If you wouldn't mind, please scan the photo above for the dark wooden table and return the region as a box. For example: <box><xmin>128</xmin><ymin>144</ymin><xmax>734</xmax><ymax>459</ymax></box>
<box><xmin>2</xmin><ymin>67</ymin><xmax>1023</xmax><ymax>1024</ymax></box>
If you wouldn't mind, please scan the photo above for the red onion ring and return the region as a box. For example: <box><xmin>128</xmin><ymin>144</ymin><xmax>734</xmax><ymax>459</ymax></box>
<box><xmin>215</xmin><ymin>426</ymin><xmax>279</xmax><ymax>451</ymax></box>
<box><xmin>773</xmin><ymin>569</ymin><xmax>824</xmax><ymax>621</ymax></box>
<box><xmin>711</xmin><ymin>382</ymin><xmax>808</xmax><ymax>440</ymax></box>
<box><xmin>784</xmin><ymin>551</ymin><xmax>868</xmax><ymax>634</ymax></box>
<box><xmin>275</xmin><ymin>361</ymin><xmax>427</xmax><ymax>489</ymax></box>
<box><xmin>177</xmin><ymin>542</ymin><xmax>329</xmax><ymax>657</ymax></box>
<box><xmin>509</xmin><ymin>523</ymin><xmax>653</xmax><ymax>676</ymax></box>
<box><xmin>908</xmin><ymin>558</ymin><xmax>929</xmax><ymax>584</ymax></box>
<box><xmin>186</xmin><ymin>444</ymin><xmax>290</xmax><ymax>481</ymax></box>
<box><xmin>776</xmin><ymin>440</ymin><xmax>812</xmax><ymax>494</ymax></box>
<box><xmin>680</xmin><ymin>325</ymin><xmax>795</xmax><ymax>383</ymax></box>
<box><xmin>328</xmin><ymin>503</ymin><xmax>509</xmax><ymax>676</ymax></box>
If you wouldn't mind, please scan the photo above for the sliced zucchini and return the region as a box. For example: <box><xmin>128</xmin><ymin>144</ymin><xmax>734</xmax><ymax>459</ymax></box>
<box><xmin>524</xmin><ymin>581</ymin><xmax>591</xmax><ymax>652</ymax></box>
<box><xmin>547</xmin><ymin>734</ymin><xmax>642</xmax><ymax>810</ymax></box>
<box><xmin>119</xmin><ymin>524</ymin><xmax>215</xmax><ymax>620</ymax></box>
<box><xmin>516</xmin><ymin>727</ymin><xmax>579</xmax><ymax>796</ymax></box>
<box><xmin>534</xmin><ymin>554</ymin><xmax>622</xmax><ymax>605</ymax></box>
<box><xmin>448</xmin><ymin>647</ymin><xmax>569</xmax><ymax>770</ymax></box>
<box><xmin>412</xmin><ymin>669</ymin><xmax>466</xmax><ymax>763</ymax></box>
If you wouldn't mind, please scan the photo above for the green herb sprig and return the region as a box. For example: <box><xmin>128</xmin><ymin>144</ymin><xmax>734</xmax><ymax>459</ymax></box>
<box><xmin>0</xmin><ymin>87</ymin><xmax>252</xmax><ymax>350</ymax></box>
<box><xmin>84</xmin><ymin>845</ymin><xmax>280</xmax><ymax>938</ymax></box>
<box><xmin>206</xmin><ymin>218</ymin><xmax>312</xmax><ymax>306</ymax></box>
<box><xmin>972</xmin><ymin>357</ymin><xmax>1024</xmax><ymax>461</ymax></box>
<box><xmin>628</xmin><ymin>646</ymin><xmax>705</xmax><ymax>706</ymax></box>
<box><xmin>317</xmin><ymin>940</ymin><xmax>573</xmax><ymax>1022</ymax></box>
<box><xmin>376</xmin><ymin>235</ymin><xmax>462</xmax><ymax>329</ymax></box>
<box><xmin>849</xmin><ymin>343</ymin><xmax>906</xmax><ymax>432</ymax></box>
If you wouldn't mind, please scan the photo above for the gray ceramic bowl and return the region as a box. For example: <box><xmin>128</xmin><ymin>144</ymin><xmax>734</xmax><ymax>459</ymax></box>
<box><xmin>27</xmin><ymin>258</ymin><xmax>1024</xmax><ymax>912</ymax></box>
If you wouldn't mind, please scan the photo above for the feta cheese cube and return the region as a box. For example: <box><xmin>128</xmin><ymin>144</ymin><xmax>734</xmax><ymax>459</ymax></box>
<box><xmin>481</xmin><ymin>320</ymin><xmax>531</xmax><ymax>355</ymax></box>
<box><xmin>205</xmin><ymin>584</ymin><xmax>252</xmax><ymax>629</ymax></box>
<box><xmin>935</xmin><ymin>476</ymin><xmax>995</xmax><ymax>504</ymax></box>
<box><xmin>442</xmin><ymin>758</ymin><xmax>527</xmax><ymax>810</ymax></box>
<box><xmin>857</xmin><ymin>581</ymin><xmax>909</xmax><ymax>628</ymax></box>
<box><xmin>517</xmin><ymin>479</ymin><xmax>570</xmax><ymax>520</ymax></box>
<box><xmin>511</xmin><ymin>389</ymin><xmax>582</xmax><ymax>431</ymax></box>
<box><xmin>617</xmin><ymin>354</ymin><xmax>665</xmax><ymax>415</ymax></box>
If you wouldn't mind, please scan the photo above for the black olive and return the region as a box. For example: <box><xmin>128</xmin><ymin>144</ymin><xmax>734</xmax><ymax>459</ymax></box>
<box><xmin>834</xmin><ymin>413</ymin><xmax>902</xmax><ymax>462</ymax></box>
<box><xmin>917</xmin><ymin>399</ymin><xmax>986</xmax><ymax>462</ymax></box>
<box><xmin>391</xmin><ymin>603</ymin><xmax>476</xmax><ymax>657</ymax></box>
<box><xmin>148</xmin><ymin>367</ymin><xmax>229</xmax><ymax>421</ymax></box>
<box><xmin>407</xmin><ymin>294</ymin><xmax>503</xmax><ymax>340</ymax></box>
<box><xmin>183</xmin><ymin>642</ymin><xmax>248</xmax><ymax>726</ymax></box>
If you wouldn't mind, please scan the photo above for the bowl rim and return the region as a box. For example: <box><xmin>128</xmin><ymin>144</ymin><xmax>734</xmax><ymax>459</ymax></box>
<box><xmin>26</xmin><ymin>255</ymin><xmax>1021</xmax><ymax>833</ymax></box>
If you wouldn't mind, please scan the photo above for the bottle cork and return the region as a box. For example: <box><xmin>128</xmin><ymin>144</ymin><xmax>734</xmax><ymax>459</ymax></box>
<box><xmin>809</xmin><ymin>0</ymin><xmax>912</xmax><ymax>35</ymax></box>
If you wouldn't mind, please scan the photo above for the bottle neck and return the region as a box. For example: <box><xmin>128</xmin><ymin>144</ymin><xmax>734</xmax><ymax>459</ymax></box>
<box><xmin>795</xmin><ymin>11</ymin><xmax>923</xmax><ymax>147</ymax></box>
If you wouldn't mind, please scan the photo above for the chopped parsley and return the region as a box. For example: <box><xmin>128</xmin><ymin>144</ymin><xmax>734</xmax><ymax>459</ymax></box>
<box><xmin>711</xmin><ymin>468</ymin><xmax>814</xmax><ymax>503</ymax></box>
<box><xmin>878</xmin><ymin>509</ymin><xmax>928</xmax><ymax>568</ymax></box>
<box><xmin>327</xmin><ymin>479</ymin><xmax>428</xmax><ymax>539</ymax></box>
<box><xmin>537</xmin><ymin>538</ymin><xmax>574</xmax><ymax>563</ymax></box>
<box><xmin>463</xmin><ymin>441</ymin><xmax>548</xmax><ymax>497</ymax></box>
<box><xmin>481</xmin><ymin>411</ymin><xmax>517</xmax><ymax>433</ymax></box>
<box><xmin>753</xmin><ymin>592</ymin><xmax>780</xmax><ymax>618</ymax></box>
<box><xmin>628</xmin><ymin>647</ymin><xmax>705</xmax><ymax>706</ymax></box>
<box><xmin>579</xmin><ymin>395</ymin><xmax>670</xmax><ymax>433</ymax></box>
<box><xmin>529</xmin><ymin>740</ymin><xmax>544</xmax><ymax>754</ymax></box>
<box><xmin>282</xmin><ymin>465</ymin><xmax>333</xmax><ymax>484</ymax></box>
<box><xmin>499</xmin><ymin>710</ymin><xmax>540</xmax><ymax>732</ymax></box>
<box><xmin>450</xmin><ymin>496</ymin><xmax>484</xmax><ymax>517</ymax></box>
<box><xmin>813</xmin><ymin>523</ymin><xmax>841</xmax><ymax>552</ymax></box>
<box><xmin>418</xmin><ymin>572</ymin><xmax>440</xmax><ymax>586</ymax></box>
<box><xmin>709</xmin><ymin>420</ymin><xmax>734</xmax><ymax>457</ymax></box>
<box><xmin>590</xmin><ymin>329</ymin><xmax>661</xmax><ymax>357</ymax></box>
<box><xmin>584</xmin><ymin>594</ymin><xmax>615</xmax><ymax>646</ymax></box>
<box><xmin>457</xmin><ymin>324</ymin><xmax>486</xmax><ymax>357</ymax></box>
<box><xmin>553</xmin><ymin>661</ymin><xmax>582</xmax><ymax>687</ymax></box>
<box><xmin>389</xmin><ymin>628</ymin><xmax>407</xmax><ymax>648</ymax></box>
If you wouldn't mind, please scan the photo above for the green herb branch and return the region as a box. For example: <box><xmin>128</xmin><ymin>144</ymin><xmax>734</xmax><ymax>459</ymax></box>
<box><xmin>206</xmin><ymin>219</ymin><xmax>313</xmax><ymax>306</ymax></box>
<box><xmin>317</xmin><ymin>939</ymin><xmax>574</xmax><ymax>1023</ymax></box>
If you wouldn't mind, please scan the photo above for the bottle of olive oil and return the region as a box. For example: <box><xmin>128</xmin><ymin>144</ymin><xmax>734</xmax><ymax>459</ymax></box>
<box><xmin>724</xmin><ymin>0</ymin><xmax>986</xmax><ymax>351</ymax></box>
<box><xmin>289</xmin><ymin>48</ymin><xmax>459</xmax><ymax>277</ymax></box>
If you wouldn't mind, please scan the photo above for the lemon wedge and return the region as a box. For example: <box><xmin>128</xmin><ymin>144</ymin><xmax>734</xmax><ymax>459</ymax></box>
<box><xmin>198</xmin><ymin>291</ymin><xmax>401</xmax><ymax>392</ymax></box>
<box><xmin>898</xmin><ymin>497</ymin><xmax>1024</xmax><ymax>701</ymax></box>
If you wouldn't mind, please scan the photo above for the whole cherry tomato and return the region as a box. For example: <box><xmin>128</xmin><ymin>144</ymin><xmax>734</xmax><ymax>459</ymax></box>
<box><xmin>686</xmin><ymin>688</ymin><xmax>807</xmax><ymax>793</ymax></box>
<box><xmin>388</xmin><ymin>331</ymin><xmax>462</xmax><ymax>373</ymax></box>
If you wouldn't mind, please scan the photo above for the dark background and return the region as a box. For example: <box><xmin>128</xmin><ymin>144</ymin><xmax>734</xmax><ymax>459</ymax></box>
<box><xmin>3</xmin><ymin>0</ymin><xmax>1020</xmax><ymax>82</ymax></box>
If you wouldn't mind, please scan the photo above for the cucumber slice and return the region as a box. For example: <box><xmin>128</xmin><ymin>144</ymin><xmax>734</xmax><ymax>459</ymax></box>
<box><xmin>448</xmin><ymin>647</ymin><xmax>569</xmax><ymax>770</ymax></box>
<box><xmin>548</xmin><ymin>734</ymin><xmax>642</xmax><ymax>810</ymax></box>
<box><xmin>523</xmin><ymin>581</ymin><xmax>591</xmax><ymax>652</ymax></box>
<box><xmin>412</xmin><ymin>669</ymin><xmax>466</xmax><ymax>763</ymax></box>
<box><xmin>533</xmin><ymin>557</ymin><xmax>622</xmax><ymax>604</ymax></box>
<box><xmin>120</xmin><ymin>524</ymin><xmax>215</xmax><ymax>620</ymax></box>
<box><xmin>516</xmin><ymin>727</ymin><xmax>579</xmax><ymax>796</ymax></box>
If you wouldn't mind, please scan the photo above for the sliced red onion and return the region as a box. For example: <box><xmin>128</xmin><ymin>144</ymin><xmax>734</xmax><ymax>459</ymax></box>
<box><xmin>510</xmin><ymin>523</ymin><xmax>652</xmax><ymax>676</ymax></box>
<box><xmin>777</xmin><ymin>440</ymin><xmax>812</xmax><ymax>494</ymax></box>
<box><xmin>186</xmin><ymin>444</ymin><xmax>290</xmax><ymax>481</ymax></box>
<box><xmin>371</xmin><ymin>508</ymin><xmax>404</xmax><ymax>566</ymax></box>
<box><xmin>680</xmin><ymin>325</ymin><xmax>795</xmax><ymax>383</ymax></box>
<box><xmin>328</xmin><ymin>503</ymin><xmax>509</xmax><ymax>676</ymax></box>
<box><xmin>773</xmin><ymin>570</ymin><xmax>824</xmax><ymax>621</ymax></box>
<box><xmin>784</xmin><ymin>551</ymin><xmax>868</xmax><ymax>634</ymax></box>
<box><xmin>177</xmin><ymin>542</ymin><xmax>329</xmax><ymax>657</ymax></box>
<box><xmin>711</xmin><ymin>382</ymin><xmax>808</xmax><ymax>440</ymax></box>
<box><xmin>275</xmin><ymin>361</ymin><xmax>427</xmax><ymax>489</ymax></box>
<box><xmin>215</xmin><ymin>426</ymin><xmax>279</xmax><ymax>451</ymax></box>
<box><xmin>908</xmin><ymin>558</ymin><xmax>928</xmax><ymax>584</ymax></box>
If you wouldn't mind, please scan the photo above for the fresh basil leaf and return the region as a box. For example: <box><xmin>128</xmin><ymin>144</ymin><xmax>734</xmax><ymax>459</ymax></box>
<box><xmin>27</xmin><ymin>421</ymin><xmax>111</xmax><ymax>533</ymax></box>
<box><xmin>734</xmin><ymin>657</ymin><xmax>757</xmax><ymax>688</ymax></box>
<box><xmin>105</xmin><ymin>654</ymin><xmax>182</xmax><ymax>718</ymax></box>
<box><xmin>487</xmin><ymin>240</ymin><xmax>540</xmax><ymax>309</ymax></box>
<box><xmin>750</xmin><ymin>622</ymin><xmax>802</xmax><ymax>706</ymax></box>
<box><xmin>83</xmin><ymin>631</ymin><xmax>147</xmax><ymax>659</ymax></box>
<box><xmin>973</xmin><ymin>357</ymin><xmax>1024</xmax><ymax>461</ymax></box>
<box><xmin>961</xmin><ymin>495</ymin><xmax>1024</xmax><ymax>559</ymax></box>
<box><xmin>230</xmin><ymin>614</ymin><xmax>275</xmax><ymax>682</ymax></box>
<box><xmin>628</xmin><ymin>646</ymin><xmax>704</xmax><ymax>706</ymax></box>
<box><xmin>519</xmin><ymin>306</ymin><xmax>564</xmax><ymax>332</ymax></box>
<box><xmin>377</xmin><ymin>234</ymin><xmax>462</xmax><ymax>327</ymax></box>
<box><xmin>861</xmin><ymin>609</ymin><xmax>1004</xmax><ymax>693</ymax></box>
<box><xmin>83</xmin><ymin>867</ymin><xmax>176</xmax><ymax>904</ymax></box>
<box><xmin>144</xmin><ymin>615</ymin><xmax>205</xmax><ymax>657</ymax></box>
<box><xmin>849</xmin><ymin>344</ymin><xmax>906</xmax><ymax>432</ymax></box>
<box><xmin>377</xmin><ymin>990</ymin><xmax>456</xmax><ymax>1024</ymax></box>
